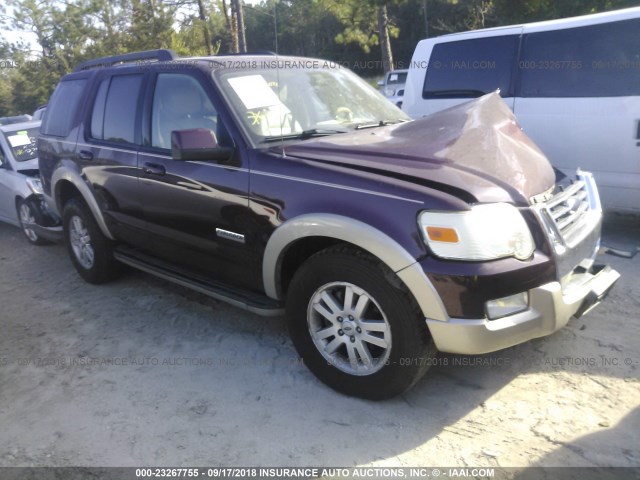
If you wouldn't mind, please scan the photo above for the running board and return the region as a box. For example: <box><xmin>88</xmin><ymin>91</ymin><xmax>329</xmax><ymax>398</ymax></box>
<box><xmin>113</xmin><ymin>247</ymin><xmax>284</xmax><ymax>317</ymax></box>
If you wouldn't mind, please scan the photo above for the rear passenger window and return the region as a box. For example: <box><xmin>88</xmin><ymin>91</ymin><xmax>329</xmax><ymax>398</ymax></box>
<box><xmin>41</xmin><ymin>79</ymin><xmax>87</xmax><ymax>137</ymax></box>
<box><xmin>519</xmin><ymin>19</ymin><xmax>640</xmax><ymax>98</ymax></box>
<box><xmin>91</xmin><ymin>74</ymin><xmax>143</xmax><ymax>144</ymax></box>
<box><xmin>423</xmin><ymin>35</ymin><xmax>520</xmax><ymax>99</ymax></box>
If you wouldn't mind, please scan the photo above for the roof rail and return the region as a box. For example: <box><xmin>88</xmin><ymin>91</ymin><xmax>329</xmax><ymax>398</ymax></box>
<box><xmin>218</xmin><ymin>51</ymin><xmax>277</xmax><ymax>56</ymax></box>
<box><xmin>74</xmin><ymin>49</ymin><xmax>178</xmax><ymax>72</ymax></box>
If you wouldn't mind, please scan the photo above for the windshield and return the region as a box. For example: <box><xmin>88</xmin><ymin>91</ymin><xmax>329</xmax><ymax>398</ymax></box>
<box><xmin>2</xmin><ymin>127</ymin><xmax>39</xmax><ymax>162</ymax></box>
<box><xmin>215</xmin><ymin>64</ymin><xmax>410</xmax><ymax>143</ymax></box>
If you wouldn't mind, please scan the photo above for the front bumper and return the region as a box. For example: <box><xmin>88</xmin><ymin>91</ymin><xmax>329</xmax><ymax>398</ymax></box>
<box><xmin>23</xmin><ymin>194</ymin><xmax>64</xmax><ymax>242</ymax></box>
<box><xmin>25</xmin><ymin>222</ymin><xmax>63</xmax><ymax>242</ymax></box>
<box><xmin>426</xmin><ymin>263</ymin><xmax>620</xmax><ymax>355</ymax></box>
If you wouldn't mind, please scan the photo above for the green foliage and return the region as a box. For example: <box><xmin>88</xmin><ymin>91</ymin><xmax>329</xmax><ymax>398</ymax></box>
<box><xmin>0</xmin><ymin>0</ymin><xmax>637</xmax><ymax>115</ymax></box>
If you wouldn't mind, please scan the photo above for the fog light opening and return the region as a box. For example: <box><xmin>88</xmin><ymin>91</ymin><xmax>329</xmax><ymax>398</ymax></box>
<box><xmin>486</xmin><ymin>292</ymin><xmax>529</xmax><ymax>320</ymax></box>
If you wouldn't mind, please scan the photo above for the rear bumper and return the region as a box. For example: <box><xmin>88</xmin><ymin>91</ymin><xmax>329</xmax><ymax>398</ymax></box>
<box><xmin>427</xmin><ymin>264</ymin><xmax>620</xmax><ymax>355</ymax></box>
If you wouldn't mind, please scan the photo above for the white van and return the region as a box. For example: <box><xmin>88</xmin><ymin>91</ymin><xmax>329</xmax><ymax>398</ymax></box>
<box><xmin>402</xmin><ymin>7</ymin><xmax>640</xmax><ymax>213</ymax></box>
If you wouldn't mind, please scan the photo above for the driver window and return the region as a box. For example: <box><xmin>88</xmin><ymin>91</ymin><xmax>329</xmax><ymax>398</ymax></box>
<box><xmin>151</xmin><ymin>74</ymin><xmax>222</xmax><ymax>150</ymax></box>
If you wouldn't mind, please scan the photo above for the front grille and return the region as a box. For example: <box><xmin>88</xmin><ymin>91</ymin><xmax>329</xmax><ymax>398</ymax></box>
<box><xmin>544</xmin><ymin>180</ymin><xmax>590</xmax><ymax>245</ymax></box>
<box><xmin>532</xmin><ymin>170</ymin><xmax>602</xmax><ymax>254</ymax></box>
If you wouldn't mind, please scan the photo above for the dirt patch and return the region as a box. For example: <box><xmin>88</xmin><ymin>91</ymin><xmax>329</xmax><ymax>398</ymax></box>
<box><xmin>0</xmin><ymin>215</ymin><xmax>638</xmax><ymax>467</ymax></box>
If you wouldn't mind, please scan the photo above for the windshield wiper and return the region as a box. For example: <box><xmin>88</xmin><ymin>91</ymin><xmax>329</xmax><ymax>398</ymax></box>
<box><xmin>424</xmin><ymin>89</ymin><xmax>487</xmax><ymax>98</ymax></box>
<box><xmin>354</xmin><ymin>119</ymin><xmax>409</xmax><ymax>130</ymax></box>
<box><xmin>262</xmin><ymin>128</ymin><xmax>348</xmax><ymax>143</ymax></box>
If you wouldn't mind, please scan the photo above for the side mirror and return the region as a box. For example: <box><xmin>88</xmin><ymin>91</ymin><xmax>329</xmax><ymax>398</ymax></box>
<box><xmin>171</xmin><ymin>128</ymin><xmax>234</xmax><ymax>162</ymax></box>
<box><xmin>377</xmin><ymin>80</ymin><xmax>384</xmax><ymax>87</ymax></box>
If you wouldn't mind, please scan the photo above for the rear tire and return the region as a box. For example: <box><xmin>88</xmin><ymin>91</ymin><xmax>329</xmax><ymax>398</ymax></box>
<box><xmin>62</xmin><ymin>198</ymin><xmax>120</xmax><ymax>284</ymax></box>
<box><xmin>286</xmin><ymin>246</ymin><xmax>437</xmax><ymax>400</ymax></box>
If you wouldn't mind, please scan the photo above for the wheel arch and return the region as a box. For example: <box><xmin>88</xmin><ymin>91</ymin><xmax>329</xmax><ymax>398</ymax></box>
<box><xmin>14</xmin><ymin>195</ymin><xmax>25</xmax><ymax>209</ymax></box>
<box><xmin>263</xmin><ymin>213</ymin><xmax>449</xmax><ymax>322</ymax></box>
<box><xmin>52</xmin><ymin>167</ymin><xmax>115</xmax><ymax>240</ymax></box>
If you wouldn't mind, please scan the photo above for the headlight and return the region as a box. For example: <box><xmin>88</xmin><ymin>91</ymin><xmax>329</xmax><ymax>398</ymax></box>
<box><xmin>25</xmin><ymin>177</ymin><xmax>43</xmax><ymax>195</ymax></box>
<box><xmin>383</xmin><ymin>87</ymin><xmax>396</xmax><ymax>97</ymax></box>
<box><xmin>419</xmin><ymin>203</ymin><xmax>535</xmax><ymax>261</ymax></box>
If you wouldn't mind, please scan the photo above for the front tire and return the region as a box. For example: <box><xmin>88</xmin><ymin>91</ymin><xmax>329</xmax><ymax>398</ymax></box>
<box><xmin>62</xmin><ymin>198</ymin><xmax>120</xmax><ymax>284</ymax></box>
<box><xmin>16</xmin><ymin>198</ymin><xmax>48</xmax><ymax>245</ymax></box>
<box><xmin>286</xmin><ymin>246</ymin><xmax>437</xmax><ymax>400</ymax></box>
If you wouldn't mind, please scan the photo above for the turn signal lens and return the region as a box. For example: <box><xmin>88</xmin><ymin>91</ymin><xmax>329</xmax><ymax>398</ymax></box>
<box><xmin>426</xmin><ymin>226</ymin><xmax>459</xmax><ymax>243</ymax></box>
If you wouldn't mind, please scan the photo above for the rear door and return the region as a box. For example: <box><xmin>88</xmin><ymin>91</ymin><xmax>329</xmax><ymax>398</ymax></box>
<box><xmin>79</xmin><ymin>72</ymin><xmax>147</xmax><ymax>245</ymax></box>
<box><xmin>514</xmin><ymin>18</ymin><xmax>640</xmax><ymax>212</ymax></box>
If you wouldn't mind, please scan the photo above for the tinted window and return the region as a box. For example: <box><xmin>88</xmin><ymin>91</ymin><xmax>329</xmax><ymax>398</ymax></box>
<box><xmin>90</xmin><ymin>79</ymin><xmax>109</xmax><ymax>140</ymax></box>
<box><xmin>423</xmin><ymin>35</ymin><xmax>520</xmax><ymax>98</ymax></box>
<box><xmin>519</xmin><ymin>19</ymin><xmax>640</xmax><ymax>98</ymax></box>
<box><xmin>102</xmin><ymin>75</ymin><xmax>143</xmax><ymax>144</ymax></box>
<box><xmin>151</xmin><ymin>74</ymin><xmax>218</xmax><ymax>150</ymax></box>
<box><xmin>41</xmin><ymin>79</ymin><xmax>86</xmax><ymax>137</ymax></box>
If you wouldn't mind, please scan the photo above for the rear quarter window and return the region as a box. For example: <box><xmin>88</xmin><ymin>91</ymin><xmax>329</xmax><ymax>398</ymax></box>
<box><xmin>99</xmin><ymin>74</ymin><xmax>143</xmax><ymax>144</ymax></box>
<box><xmin>519</xmin><ymin>18</ymin><xmax>640</xmax><ymax>98</ymax></box>
<box><xmin>41</xmin><ymin>79</ymin><xmax>87</xmax><ymax>137</ymax></box>
<box><xmin>423</xmin><ymin>35</ymin><xmax>520</xmax><ymax>99</ymax></box>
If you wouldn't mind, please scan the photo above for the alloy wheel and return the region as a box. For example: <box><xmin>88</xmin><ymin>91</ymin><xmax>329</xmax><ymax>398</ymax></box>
<box><xmin>307</xmin><ymin>281</ymin><xmax>392</xmax><ymax>376</ymax></box>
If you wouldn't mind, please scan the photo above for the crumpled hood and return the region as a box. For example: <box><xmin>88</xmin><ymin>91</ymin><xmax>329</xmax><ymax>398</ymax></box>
<box><xmin>282</xmin><ymin>92</ymin><xmax>555</xmax><ymax>205</ymax></box>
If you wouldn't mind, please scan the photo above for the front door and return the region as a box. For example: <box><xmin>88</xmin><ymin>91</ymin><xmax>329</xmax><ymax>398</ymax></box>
<box><xmin>138</xmin><ymin>71</ymin><xmax>258</xmax><ymax>290</ymax></box>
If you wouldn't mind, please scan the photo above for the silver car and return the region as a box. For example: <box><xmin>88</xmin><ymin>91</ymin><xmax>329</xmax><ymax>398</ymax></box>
<box><xmin>0</xmin><ymin>121</ymin><xmax>61</xmax><ymax>244</ymax></box>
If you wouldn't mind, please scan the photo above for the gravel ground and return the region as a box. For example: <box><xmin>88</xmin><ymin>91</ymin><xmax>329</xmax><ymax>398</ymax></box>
<box><xmin>0</xmin><ymin>214</ymin><xmax>638</xmax><ymax>468</ymax></box>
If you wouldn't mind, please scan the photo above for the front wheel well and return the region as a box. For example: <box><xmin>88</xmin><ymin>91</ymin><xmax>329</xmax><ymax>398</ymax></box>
<box><xmin>278</xmin><ymin>237</ymin><xmax>371</xmax><ymax>297</ymax></box>
<box><xmin>14</xmin><ymin>196</ymin><xmax>25</xmax><ymax>210</ymax></box>
<box><xmin>56</xmin><ymin>180</ymin><xmax>83</xmax><ymax>211</ymax></box>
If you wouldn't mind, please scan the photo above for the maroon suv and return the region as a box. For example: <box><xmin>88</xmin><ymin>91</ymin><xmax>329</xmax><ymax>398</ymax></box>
<box><xmin>38</xmin><ymin>50</ymin><xmax>619</xmax><ymax>399</ymax></box>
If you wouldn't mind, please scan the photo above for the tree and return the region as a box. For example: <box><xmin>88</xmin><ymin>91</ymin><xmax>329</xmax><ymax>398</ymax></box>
<box><xmin>126</xmin><ymin>0</ymin><xmax>175</xmax><ymax>51</ymax></box>
<box><xmin>328</xmin><ymin>0</ymin><xmax>401</xmax><ymax>73</ymax></box>
<box><xmin>492</xmin><ymin>0</ymin><xmax>639</xmax><ymax>24</ymax></box>
<box><xmin>0</xmin><ymin>41</ymin><xmax>17</xmax><ymax>115</ymax></box>
<box><xmin>196</xmin><ymin>0</ymin><xmax>214</xmax><ymax>55</ymax></box>
<box><xmin>2</xmin><ymin>0</ymin><xmax>638</xmax><ymax>116</ymax></box>
<box><xmin>377</xmin><ymin>3</ymin><xmax>394</xmax><ymax>73</ymax></box>
<box><xmin>232</xmin><ymin>0</ymin><xmax>247</xmax><ymax>52</ymax></box>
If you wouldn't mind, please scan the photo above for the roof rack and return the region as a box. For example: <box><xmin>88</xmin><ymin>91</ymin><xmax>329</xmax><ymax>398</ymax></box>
<box><xmin>218</xmin><ymin>51</ymin><xmax>277</xmax><ymax>56</ymax></box>
<box><xmin>74</xmin><ymin>49</ymin><xmax>178</xmax><ymax>72</ymax></box>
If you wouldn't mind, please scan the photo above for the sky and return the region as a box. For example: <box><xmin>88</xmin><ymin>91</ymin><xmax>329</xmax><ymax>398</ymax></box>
<box><xmin>1</xmin><ymin>5</ymin><xmax>39</xmax><ymax>54</ymax></box>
